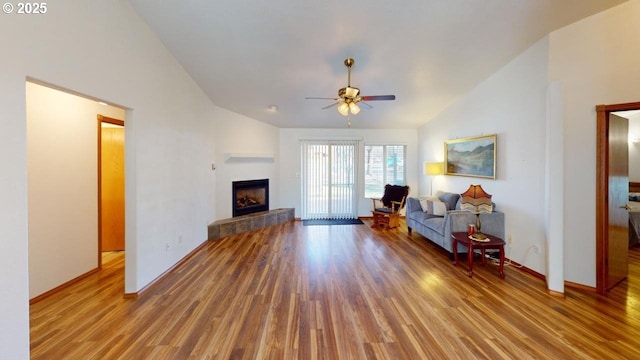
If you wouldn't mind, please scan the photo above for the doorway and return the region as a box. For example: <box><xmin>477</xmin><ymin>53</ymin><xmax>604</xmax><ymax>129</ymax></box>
<box><xmin>595</xmin><ymin>102</ymin><xmax>640</xmax><ymax>294</ymax></box>
<box><xmin>98</xmin><ymin>115</ymin><xmax>125</xmax><ymax>268</ymax></box>
<box><xmin>300</xmin><ymin>140</ymin><xmax>359</xmax><ymax>219</ymax></box>
<box><xmin>26</xmin><ymin>81</ymin><xmax>127</xmax><ymax>301</ymax></box>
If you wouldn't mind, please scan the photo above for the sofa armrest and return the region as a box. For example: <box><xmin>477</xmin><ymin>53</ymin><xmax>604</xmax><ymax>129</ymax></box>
<box><xmin>406</xmin><ymin>197</ymin><xmax>421</xmax><ymax>214</ymax></box>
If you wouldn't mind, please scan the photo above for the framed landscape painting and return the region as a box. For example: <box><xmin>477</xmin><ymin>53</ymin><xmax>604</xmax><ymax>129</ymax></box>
<box><xmin>445</xmin><ymin>134</ymin><xmax>496</xmax><ymax>179</ymax></box>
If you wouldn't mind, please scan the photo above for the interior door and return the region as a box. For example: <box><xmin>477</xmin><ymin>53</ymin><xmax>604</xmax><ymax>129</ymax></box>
<box><xmin>607</xmin><ymin>113</ymin><xmax>629</xmax><ymax>289</ymax></box>
<box><xmin>100</xmin><ymin>121</ymin><xmax>125</xmax><ymax>251</ymax></box>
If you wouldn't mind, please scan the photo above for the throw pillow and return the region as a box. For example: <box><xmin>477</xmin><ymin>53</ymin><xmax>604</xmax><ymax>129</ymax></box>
<box><xmin>436</xmin><ymin>191</ymin><xmax>461</xmax><ymax>211</ymax></box>
<box><xmin>419</xmin><ymin>196</ymin><xmax>447</xmax><ymax>216</ymax></box>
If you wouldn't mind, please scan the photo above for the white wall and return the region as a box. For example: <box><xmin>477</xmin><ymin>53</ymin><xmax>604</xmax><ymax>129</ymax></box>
<box><xmin>549</xmin><ymin>0</ymin><xmax>640</xmax><ymax>286</ymax></box>
<box><xmin>417</xmin><ymin>37</ymin><xmax>550</xmax><ymax>276</ymax></box>
<box><xmin>26</xmin><ymin>82</ymin><xmax>125</xmax><ymax>298</ymax></box>
<box><xmin>0</xmin><ymin>68</ymin><xmax>30</xmax><ymax>360</ymax></box>
<box><xmin>0</xmin><ymin>2</ymin><xmax>221</xmax><ymax>357</ymax></box>
<box><xmin>214</xmin><ymin>107</ymin><xmax>279</xmax><ymax>220</ymax></box>
<box><xmin>279</xmin><ymin>128</ymin><xmax>418</xmax><ymax>218</ymax></box>
<box><xmin>545</xmin><ymin>81</ymin><xmax>565</xmax><ymax>293</ymax></box>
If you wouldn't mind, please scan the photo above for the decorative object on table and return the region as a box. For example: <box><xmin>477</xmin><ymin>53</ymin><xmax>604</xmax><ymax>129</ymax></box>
<box><xmin>445</xmin><ymin>134</ymin><xmax>496</xmax><ymax>179</ymax></box>
<box><xmin>467</xmin><ymin>223</ymin><xmax>475</xmax><ymax>235</ymax></box>
<box><xmin>371</xmin><ymin>184</ymin><xmax>409</xmax><ymax>229</ymax></box>
<box><xmin>424</xmin><ymin>161</ymin><xmax>444</xmax><ymax>195</ymax></box>
<box><xmin>460</xmin><ymin>184</ymin><xmax>493</xmax><ymax>241</ymax></box>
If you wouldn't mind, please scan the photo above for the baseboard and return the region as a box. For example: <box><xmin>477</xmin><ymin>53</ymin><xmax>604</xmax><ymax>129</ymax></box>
<box><xmin>564</xmin><ymin>280</ymin><xmax>596</xmax><ymax>293</ymax></box>
<box><xmin>547</xmin><ymin>288</ymin><xmax>566</xmax><ymax>298</ymax></box>
<box><xmin>124</xmin><ymin>239</ymin><xmax>210</xmax><ymax>299</ymax></box>
<box><xmin>507</xmin><ymin>258</ymin><xmax>597</xmax><ymax>295</ymax></box>
<box><xmin>506</xmin><ymin>257</ymin><xmax>565</xmax><ymax>297</ymax></box>
<box><xmin>505</xmin><ymin>258</ymin><xmax>545</xmax><ymax>280</ymax></box>
<box><xmin>30</xmin><ymin>267</ymin><xmax>100</xmax><ymax>304</ymax></box>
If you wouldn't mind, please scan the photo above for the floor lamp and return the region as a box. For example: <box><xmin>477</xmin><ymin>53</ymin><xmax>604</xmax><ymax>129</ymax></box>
<box><xmin>424</xmin><ymin>161</ymin><xmax>444</xmax><ymax>196</ymax></box>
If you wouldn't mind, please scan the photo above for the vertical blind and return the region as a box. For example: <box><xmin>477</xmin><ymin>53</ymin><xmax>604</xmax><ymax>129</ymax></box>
<box><xmin>301</xmin><ymin>140</ymin><xmax>360</xmax><ymax>220</ymax></box>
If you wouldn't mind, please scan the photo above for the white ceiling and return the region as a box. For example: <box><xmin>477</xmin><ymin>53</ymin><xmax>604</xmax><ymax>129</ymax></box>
<box><xmin>129</xmin><ymin>0</ymin><xmax>626</xmax><ymax>129</ymax></box>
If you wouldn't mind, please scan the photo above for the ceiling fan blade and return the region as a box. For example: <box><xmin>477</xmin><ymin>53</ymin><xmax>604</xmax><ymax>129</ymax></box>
<box><xmin>361</xmin><ymin>95</ymin><xmax>396</xmax><ymax>101</ymax></box>
<box><xmin>305</xmin><ymin>97</ymin><xmax>339</xmax><ymax>100</ymax></box>
<box><xmin>358</xmin><ymin>102</ymin><xmax>373</xmax><ymax>110</ymax></box>
<box><xmin>321</xmin><ymin>102</ymin><xmax>339</xmax><ymax>110</ymax></box>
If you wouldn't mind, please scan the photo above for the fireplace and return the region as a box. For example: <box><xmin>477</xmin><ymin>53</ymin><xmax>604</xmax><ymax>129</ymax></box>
<box><xmin>232</xmin><ymin>179</ymin><xmax>269</xmax><ymax>217</ymax></box>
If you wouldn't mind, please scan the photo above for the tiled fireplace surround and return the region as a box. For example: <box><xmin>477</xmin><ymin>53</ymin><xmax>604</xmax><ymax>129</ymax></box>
<box><xmin>208</xmin><ymin>178</ymin><xmax>294</xmax><ymax>240</ymax></box>
<box><xmin>207</xmin><ymin>208</ymin><xmax>294</xmax><ymax>240</ymax></box>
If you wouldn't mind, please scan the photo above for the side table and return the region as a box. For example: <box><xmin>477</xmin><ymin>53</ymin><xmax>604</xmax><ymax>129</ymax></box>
<box><xmin>451</xmin><ymin>232</ymin><xmax>505</xmax><ymax>278</ymax></box>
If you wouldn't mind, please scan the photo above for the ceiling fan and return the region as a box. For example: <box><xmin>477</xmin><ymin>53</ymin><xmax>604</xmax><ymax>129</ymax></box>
<box><xmin>306</xmin><ymin>58</ymin><xmax>396</xmax><ymax>116</ymax></box>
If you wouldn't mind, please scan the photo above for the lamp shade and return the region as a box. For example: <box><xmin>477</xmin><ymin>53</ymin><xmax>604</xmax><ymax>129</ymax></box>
<box><xmin>460</xmin><ymin>184</ymin><xmax>493</xmax><ymax>214</ymax></box>
<box><xmin>337</xmin><ymin>102</ymin><xmax>349</xmax><ymax>116</ymax></box>
<box><xmin>349</xmin><ymin>102</ymin><xmax>360</xmax><ymax>115</ymax></box>
<box><xmin>424</xmin><ymin>161</ymin><xmax>444</xmax><ymax>175</ymax></box>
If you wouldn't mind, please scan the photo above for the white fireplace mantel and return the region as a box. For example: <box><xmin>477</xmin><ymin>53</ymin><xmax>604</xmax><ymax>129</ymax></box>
<box><xmin>223</xmin><ymin>153</ymin><xmax>275</xmax><ymax>161</ymax></box>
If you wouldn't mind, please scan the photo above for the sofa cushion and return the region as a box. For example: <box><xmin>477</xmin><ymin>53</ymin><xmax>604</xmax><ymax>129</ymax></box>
<box><xmin>436</xmin><ymin>191</ymin><xmax>461</xmax><ymax>211</ymax></box>
<box><xmin>419</xmin><ymin>196</ymin><xmax>447</xmax><ymax>215</ymax></box>
<box><xmin>408</xmin><ymin>210</ymin><xmax>442</xmax><ymax>223</ymax></box>
<box><xmin>424</xmin><ymin>217</ymin><xmax>445</xmax><ymax>236</ymax></box>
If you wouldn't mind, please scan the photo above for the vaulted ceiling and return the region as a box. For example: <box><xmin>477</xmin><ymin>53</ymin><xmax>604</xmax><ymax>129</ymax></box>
<box><xmin>129</xmin><ymin>0</ymin><xmax>626</xmax><ymax>129</ymax></box>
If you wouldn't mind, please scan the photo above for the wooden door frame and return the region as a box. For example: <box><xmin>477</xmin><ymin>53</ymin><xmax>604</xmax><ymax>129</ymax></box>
<box><xmin>97</xmin><ymin>114</ymin><xmax>125</xmax><ymax>269</ymax></box>
<box><xmin>595</xmin><ymin>101</ymin><xmax>640</xmax><ymax>294</ymax></box>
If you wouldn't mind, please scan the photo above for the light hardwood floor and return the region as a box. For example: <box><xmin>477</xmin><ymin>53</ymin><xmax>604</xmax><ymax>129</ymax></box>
<box><xmin>30</xmin><ymin>220</ymin><xmax>640</xmax><ymax>359</ymax></box>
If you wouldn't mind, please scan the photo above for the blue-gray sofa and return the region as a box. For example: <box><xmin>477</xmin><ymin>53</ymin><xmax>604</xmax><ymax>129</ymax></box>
<box><xmin>405</xmin><ymin>191</ymin><xmax>505</xmax><ymax>254</ymax></box>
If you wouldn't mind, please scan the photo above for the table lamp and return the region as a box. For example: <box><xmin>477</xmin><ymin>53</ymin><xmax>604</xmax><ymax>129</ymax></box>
<box><xmin>460</xmin><ymin>184</ymin><xmax>493</xmax><ymax>241</ymax></box>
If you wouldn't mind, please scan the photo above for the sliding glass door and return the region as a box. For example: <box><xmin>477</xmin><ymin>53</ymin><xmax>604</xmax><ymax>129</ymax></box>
<box><xmin>301</xmin><ymin>140</ymin><xmax>359</xmax><ymax>219</ymax></box>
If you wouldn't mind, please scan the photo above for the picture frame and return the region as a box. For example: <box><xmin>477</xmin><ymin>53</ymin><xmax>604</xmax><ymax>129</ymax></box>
<box><xmin>444</xmin><ymin>134</ymin><xmax>496</xmax><ymax>179</ymax></box>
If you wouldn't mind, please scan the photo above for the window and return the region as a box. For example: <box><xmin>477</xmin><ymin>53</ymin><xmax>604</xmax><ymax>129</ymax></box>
<box><xmin>364</xmin><ymin>145</ymin><xmax>406</xmax><ymax>198</ymax></box>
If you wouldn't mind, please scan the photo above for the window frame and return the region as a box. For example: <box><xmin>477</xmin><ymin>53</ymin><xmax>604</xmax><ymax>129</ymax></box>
<box><xmin>364</xmin><ymin>144</ymin><xmax>407</xmax><ymax>199</ymax></box>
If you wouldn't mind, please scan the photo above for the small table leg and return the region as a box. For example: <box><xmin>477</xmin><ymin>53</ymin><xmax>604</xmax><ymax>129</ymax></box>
<box><xmin>452</xmin><ymin>237</ymin><xmax>459</xmax><ymax>265</ymax></box>
<box><xmin>467</xmin><ymin>242</ymin><xmax>474</xmax><ymax>277</ymax></box>
<box><xmin>498</xmin><ymin>245</ymin><xmax>505</xmax><ymax>278</ymax></box>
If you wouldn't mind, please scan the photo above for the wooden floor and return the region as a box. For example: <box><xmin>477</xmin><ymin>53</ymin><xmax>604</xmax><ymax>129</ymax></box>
<box><xmin>30</xmin><ymin>220</ymin><xmax>640</xmax><ymax>359</ymax></box>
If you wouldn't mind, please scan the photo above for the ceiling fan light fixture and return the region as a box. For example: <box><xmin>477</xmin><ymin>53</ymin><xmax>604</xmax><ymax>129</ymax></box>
<box><xmin>337</xmin><ymin>102</ymin><xmax>349</xmax><ymax>116</ymax></box>
<box><xmin>349</xmin><ymin>102</ymin><xmax>360</xmax><ymax>115</ymax></box>
<box><xmin>345</xmin><ymin>87</ymin><xmax>359</xmax><ymax>98</ymax></box>
<box><xmin>306</xmin><ymin>58</ymin><xmax>396</xmax><ymax>120</ymax></box>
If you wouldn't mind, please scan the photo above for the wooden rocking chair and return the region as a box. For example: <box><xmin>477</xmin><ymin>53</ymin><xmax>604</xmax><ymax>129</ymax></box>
<box><xmin>371</xmin><ymin>184</ymin><xmax>410</xmax><ymax>229</ymax></box>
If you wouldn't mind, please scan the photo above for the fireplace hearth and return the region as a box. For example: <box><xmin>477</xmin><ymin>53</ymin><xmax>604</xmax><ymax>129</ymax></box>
<box><xmin>232</xmin><ymin>179</ymin><xmax>269</xmax><ymax>217</ymax></box>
